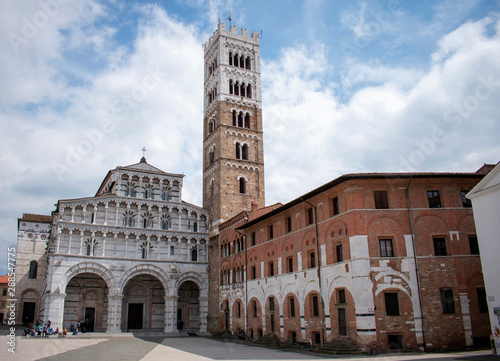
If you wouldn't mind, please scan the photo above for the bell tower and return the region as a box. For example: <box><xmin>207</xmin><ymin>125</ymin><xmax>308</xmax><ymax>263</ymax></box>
<box><xmin>202</xmin><ymin>22</ymin><xmax>265</xmax><ymax>234</ymax></box>
<box><xmin>203</xmin><ymin>22</ymin><xmax>265</xmax><ymax>332</ymax></box>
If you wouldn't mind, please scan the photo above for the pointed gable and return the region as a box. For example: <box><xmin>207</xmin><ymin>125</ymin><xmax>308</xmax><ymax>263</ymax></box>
<box><xmin>122</xmin><ymin>157</ymin><xmax>168</xmax><ymax>174</ymax></box>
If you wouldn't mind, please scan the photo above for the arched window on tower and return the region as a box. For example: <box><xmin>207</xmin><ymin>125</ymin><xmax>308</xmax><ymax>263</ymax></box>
<box><xmin>28</xmin><ymin>261</ymin><xmax>38</xmax><ymax>279</ymax></box>
<box><xmin>239</xmin><ymin>177</ymin><xmax>246</xmax><ymax>194</ymax></box>
<box><xmin>246</xmin><ymin>56</ymin><xmax>251</xmax><ymax>70</ymax></box>
<box><xmin>232</xmin><ymin>110</ymin><xmax>237</xmax><ymax>126</ymax></box>
<box><xmin>245</xmin><ymin>113</ymin><xmax>251</xmax><ymax>128</ymax></box>
<box><xmin>242</xmin><ymin>144</ymin><xmax>249</xmax><ymax>160</ymax></box>
<box><xmin>191</xmin><ymin>247</ymin><xmax>198</xmax><ymax>262</ymax></box>
<box><xmin>240</xmin><ymin>83</ymin><xmax>246</xmax><ymax>97</ymax></box>
<box><xmin>209</xmin><ymin>147</ymin><xmax>215</xmax><ymax>164</ymax></box>
<box><xmin>238</xmin><ymin>112</ymin><xmax>243</xmax><ymax>127</ymax></box>
<box><xmin>234</xmin><ymin>82</ymin><xmax>239</xmax><ymax>96</ymax></box>
<box><xmin>210</xmin><ymin>179</ymin><xmax>215</xmax><ymax>196</ymax></box>
<box><xmin>233</xmin><ymin>53</ymin><xmax>238</xmax><ymax>67</ymax></box>
<box><xmin>229</xmin><ymin>80</ymin><xmax>234</xmax><ymax>95</ymax></box>
<box><xmin>229</xmin><ymin>52</ymin><xmax>233</xmax><ymax>65</ymax></box>
<box><xmin>235</xmin><ymin>142</ymin><xmax>241</xmax><ymax>159</ymax></box>
<box><xmin>239</xmin><ymin>56</ymin><xmax>244</xmax><ymax>68</ymax></box>
<box><xmin>247</xmin><ymin>84</ymin><xmax>252</xmax><ymax>99</ymax></box>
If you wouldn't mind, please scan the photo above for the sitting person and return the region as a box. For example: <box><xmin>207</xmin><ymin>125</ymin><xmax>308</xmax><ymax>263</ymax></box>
<box><xmin>62</xmin><ymin>328</ymin><xmax>67</xmax><ymax>337</ymax></box>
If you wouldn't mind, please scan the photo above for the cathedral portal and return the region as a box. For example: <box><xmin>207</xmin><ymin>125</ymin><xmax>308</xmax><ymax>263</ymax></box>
<box><xmin>122</xmin><ymin>274</ymin><xmax>165</xmax><ymax>331</ymax></box>
<box><xmin>63</xmin><ymin>273</ymin><xmax>109</xmax><ymax>331</ymax></box>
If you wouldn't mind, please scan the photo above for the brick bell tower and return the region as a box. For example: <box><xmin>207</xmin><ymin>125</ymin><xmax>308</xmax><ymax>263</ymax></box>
<box><xmin>203</xmin><ymin>22</ymin><xmax>265</xmax><ymax>331</ymax></box>
<box><xmin>203</xmin><ymin>22</ymin><xmax>265</xmax><ymax>230</ymax></box>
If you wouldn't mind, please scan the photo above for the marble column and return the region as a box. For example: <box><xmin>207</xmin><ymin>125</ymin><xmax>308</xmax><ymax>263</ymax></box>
<box><xmin>67</xmin><ymin>231</ymin><xmax>72</xmax><ymax>255</ymax></box>
<box><xmin>102</xmin><ymin>234</ymin><xmax>106</xmax><ymax>257</ymax></box>
<box><xmin>104</xmin><ymin>204</ymin><xmax>108</xmax><ymax>225</ymax></box>
<box><xmin>199</xmin><ymin>296</ymin><xmax>208</xmax><ymax>332</ymax></box>
<box><xmin>45</xmin><ymin>292</ymin><xmax>67</xmax><ymax>329</ymax></box>
<box><xmin>164</xmin><ymin>296</ymin><xmax>178</xmax><ymax>332</ymax></box>
<box><xmin>106</xmin><ymin>295</ymin><xmax>123</xmax><ymax>332</ymax></box>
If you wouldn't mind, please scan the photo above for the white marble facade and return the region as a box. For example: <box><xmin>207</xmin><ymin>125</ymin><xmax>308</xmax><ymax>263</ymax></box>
<box><xmin>40</xmin><ymin>158</ymin><xmax>209</xmax><ymax>333</ymax></box>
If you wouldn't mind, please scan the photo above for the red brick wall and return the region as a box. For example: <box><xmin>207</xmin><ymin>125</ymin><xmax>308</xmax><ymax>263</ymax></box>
<box><xmin>215</xmin><ymin>174</ymin><xmax>489</xmax><ymax>350</ymax></box>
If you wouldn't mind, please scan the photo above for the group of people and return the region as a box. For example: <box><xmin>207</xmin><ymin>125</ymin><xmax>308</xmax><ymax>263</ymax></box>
<box><xmin>23</xmin><ymin>319</ymin><xmax>88</xmax><ymax>337</ymax></box>
<box><xmin>23</xmin><ymin>320</ymin><xmax>67</xmax><ymax>337</ymax></box>
<box><xmin>70</xmin><ymin>321</ymin><xmax>85</xmax><ymax>334</ymax></box>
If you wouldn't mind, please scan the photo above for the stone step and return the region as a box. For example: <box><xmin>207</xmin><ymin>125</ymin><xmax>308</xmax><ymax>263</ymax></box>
<box><xmin>315</xmin><ymin>338</ymin><xmax>362</xmax><ymax>355</ymax></box>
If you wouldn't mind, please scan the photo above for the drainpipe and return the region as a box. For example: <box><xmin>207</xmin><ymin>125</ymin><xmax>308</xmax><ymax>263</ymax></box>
<box><xmin>301</xmin><ymin>197</ymin><xmax>325</xmax><ymax>346</ymax></box>
<box><xmin>406</xmin><ymin>176</ymin><xmax>426</xmax><ymax>352</ymax></box>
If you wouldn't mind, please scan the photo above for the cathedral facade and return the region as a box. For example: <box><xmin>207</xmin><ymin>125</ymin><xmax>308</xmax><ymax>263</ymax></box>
<box><xmin>15</xmin><ymin>158</ymin><xmax>209</xmax><ymax>333</ymax></box>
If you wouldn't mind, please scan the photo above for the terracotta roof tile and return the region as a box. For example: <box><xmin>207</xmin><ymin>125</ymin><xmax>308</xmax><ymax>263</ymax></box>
<box><xmin>20</xmin><ymin>213</ymin><xmax>52</xmax><ymax>223</ymax></box>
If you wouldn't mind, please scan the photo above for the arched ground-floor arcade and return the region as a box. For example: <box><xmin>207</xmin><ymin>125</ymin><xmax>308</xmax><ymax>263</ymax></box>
<box><xmin>41</xmin><ymin>261</ymin><xmax>209</xmax><ymax>334</ymax></box>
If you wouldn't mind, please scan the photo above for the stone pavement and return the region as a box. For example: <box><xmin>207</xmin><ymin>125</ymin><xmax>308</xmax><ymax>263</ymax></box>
<box><xmin>0</xmin><ymin>334</ymin><xmax>497</xmax><ymax>361</ymax></box>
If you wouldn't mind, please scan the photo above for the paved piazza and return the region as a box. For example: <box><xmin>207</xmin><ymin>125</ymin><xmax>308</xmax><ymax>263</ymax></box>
<box><xmin>1</xmin><ymin>335</ymin><xmax>495</xmax><ymax>361</ymax></box>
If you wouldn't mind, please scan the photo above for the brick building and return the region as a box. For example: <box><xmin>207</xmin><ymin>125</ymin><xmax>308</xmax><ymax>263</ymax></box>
<box><xmin>217</xmin><ymin>172</ymin><xmax>491</xmax><ymax>352</ymax></box>
<box><xmin>0</xmin><ymin>275</ymin><xmax>10</xmax><ymax>324</ymax></box>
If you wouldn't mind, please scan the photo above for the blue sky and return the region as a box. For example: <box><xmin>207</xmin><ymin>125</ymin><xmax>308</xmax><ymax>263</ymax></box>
<box><xmin>1</xmin><ymin>0</ymin><xmax>499</xmax><ymax>275</ymax></box>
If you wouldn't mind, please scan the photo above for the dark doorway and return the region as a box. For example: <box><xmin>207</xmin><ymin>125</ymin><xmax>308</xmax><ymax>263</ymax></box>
<box><xmin>290</xmin><ymin>331</ymin><xmax>297</xmax><ymax>344</ymax></box>
<box><xmin>177</xmin><ymin>308</ymin><xmax>183</xmax><ymax>330</ymax></box>
<box><xmin>178</xmin><ymin>281</ymin><xmax>200</xmax><ymax>330</ymax></box>
<box><xmin>388</xmin><ymin>334</ymin><xmax>403</xmax><ymax>350</ymax></box>
<box><xmin>22</xmin><ymin>302</ymin><xmax>35</xmax><ymax>324</ymax></box>
<box><xmin>84</xmin><ymin>308</ymin><xmax>95</xmax><ymax>332</ymax></box>
<box><xmin>127</xmin><ymin>303</ymin><xmax>143</xmax><ymax>331</ymax></box>
<box><xmin>338</xmin><ymin>308</ymin><xmax>347</xmax><ymax>336</ymax></box>
<box><xmin>270</xmin><ymin>314</ymin><xmax>275</xmax><ymax>333</ymax></box>
<box><xmin>313</xmin><ymin>332</ymin><xmax>321</xmax><ymax>345</ymax></box>
<box><xmin>224</xmin><ymin>308</ymin><xmax>229</xmax><ymax>330</ymax></box>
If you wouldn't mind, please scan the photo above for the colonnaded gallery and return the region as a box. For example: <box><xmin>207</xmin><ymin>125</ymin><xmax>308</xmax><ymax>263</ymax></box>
<box><xmin>15</xmin><ymin>22</ymin><xmax>493</xmax><ymax>352</ymax></box>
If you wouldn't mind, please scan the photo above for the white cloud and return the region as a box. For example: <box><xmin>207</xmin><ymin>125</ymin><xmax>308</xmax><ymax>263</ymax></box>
<box><xmin>0</xmin><ymin>1</ymin><xmax>108</xmax><ymax>105</ymax></box>
<box><xmin>0</xmin><ymin>3</ymin><xmax>206</xmax><ymax>271</ymax></box>
<box><xmin>263</xmin><ymin>16</ymin><xmax>500</xmax><ymax>205</ymax></box>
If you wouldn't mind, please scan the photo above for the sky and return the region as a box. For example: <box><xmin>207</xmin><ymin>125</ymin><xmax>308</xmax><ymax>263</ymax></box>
<box><xmin>1</xmin><ymin>0</ymin><xmax>499</xmax><ymax>275</ymax></box>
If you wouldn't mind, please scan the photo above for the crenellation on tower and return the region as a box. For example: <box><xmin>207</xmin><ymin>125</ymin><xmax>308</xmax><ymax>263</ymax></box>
<box><xmin>204</xmin><ymin>22</ymin><xmax>260</xmax><ymax>57</ymax></box>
